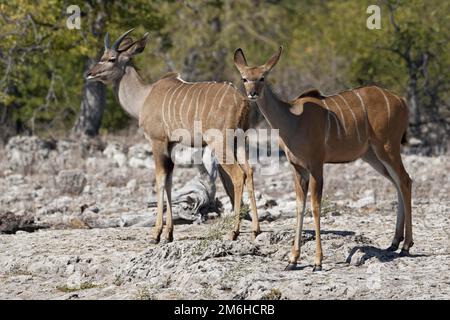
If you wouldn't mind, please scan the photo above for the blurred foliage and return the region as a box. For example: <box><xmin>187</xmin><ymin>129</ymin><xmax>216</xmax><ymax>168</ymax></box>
<box><xmin>0</xmin><ymin>0</ymin><xmax>449</xmax><ymax>141</ymax></box>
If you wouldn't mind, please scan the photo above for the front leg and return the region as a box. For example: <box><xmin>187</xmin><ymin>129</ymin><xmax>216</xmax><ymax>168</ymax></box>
<box><xmin>310</xmin><ymin>168</ymin><xmax>324</xmax><ymax>271</ymax></box>
<box><xmin>150</xmin><ymin>141</ymin><xmax>171</xmax><ymax>244</ymax></box>
<box><xmin>286</xmin><ymin>165</ymin><xmax>309</xmax><ymax>270</ymax></box>
<box><xmin>162</xmin><ymin>158</ymin><xmax>174</xmax><ymax>243</ymax></box>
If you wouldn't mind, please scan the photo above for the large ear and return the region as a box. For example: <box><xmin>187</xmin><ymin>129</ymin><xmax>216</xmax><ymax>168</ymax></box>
<box><xmin>234</xmin><ymin>48</ymin><xmax>248</xmax><ymax>73</ymax></box>
<box><xmin>121</xmin><ymin>33</ymin><xmax>149</xmax><ymax>57</ymax></box>
<box><xmin>262</xmin><ymin>46</ymin><xmax>283</xmax><ymax>72</ymax></box>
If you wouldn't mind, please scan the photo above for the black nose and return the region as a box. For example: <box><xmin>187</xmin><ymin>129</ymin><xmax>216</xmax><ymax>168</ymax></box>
<box><xmin>250</xmin><ymin>91</ymin><xmax>258</xmax><ymax>97</ymax></box>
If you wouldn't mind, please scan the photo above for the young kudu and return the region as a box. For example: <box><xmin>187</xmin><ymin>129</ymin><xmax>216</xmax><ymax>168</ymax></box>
<box><xmin>234</xmin><ymin>47</ymin><xmax>413</xmax><ymax>271</ymax></box>
<box><xmin>87</xmin><ymin>29</ymin><xmax>261</xmax><ymax>243</ymax></box>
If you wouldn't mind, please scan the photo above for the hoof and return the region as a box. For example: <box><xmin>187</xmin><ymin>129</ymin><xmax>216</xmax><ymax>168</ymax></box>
<box><xmin>386</xmin><ymin>243</ymin><xmax>399</xmax><ymax>252</ymax></box>
<box><xmin>313</xmin><ymin>265</ymin><xmax>322</xmax><ymax>272</ymax></box>
<box><xmin>149</xmin><ymin>237</ymin><xmax>160</xmax><ymax>245</ymax></box>
<box><xmin>399</xmin><ymin>248</ymin><xmax>410</xmax><ymax>257</ymax></box>
<box><xmin>284</xmin><ymin>263</ymin><xmax>297</xmax><ymax>271</ymax></box>
<box><xmin>229</xmin><ymin>231</ymin><xmax>239</xmax><ymax>241</ymax></box>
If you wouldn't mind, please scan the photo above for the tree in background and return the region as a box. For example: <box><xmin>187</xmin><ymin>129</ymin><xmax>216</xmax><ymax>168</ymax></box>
<box><xmin>1</xmin><ymin>0</ymin><xmax>449</xmax><ymax>152</ymax></box>
<box><xmin>72</xmin><ymin>0</ymin><xmax>165</xmax><ymax>137</ymax></box>
<box><xmin>0</xmin><ymin>0</ymin><xmax>164</xmax><ymax>141</ymax></box>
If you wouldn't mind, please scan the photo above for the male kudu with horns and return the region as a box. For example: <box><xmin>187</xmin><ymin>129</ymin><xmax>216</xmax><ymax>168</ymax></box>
<box><xmin>87</xmin><ymin>29</ymin><xmax>261</xmax><ymax>243</ymax></box>
<box><xmin>234</xmin><ymin>47</ymin><xmax>413</xmax><ymax>271</ymax></box>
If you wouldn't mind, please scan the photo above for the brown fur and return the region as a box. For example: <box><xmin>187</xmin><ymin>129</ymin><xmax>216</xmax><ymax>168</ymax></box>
<box><xmin>295</xmin><ymin>88</ymin><xmax>325</xmax><ymax>100</ymax></box>
<box><xmin>234</xmin><ymin>47</ymin><xmax>413</xmax><ymax>270</ymax></box>
<box><xmin>88</xmin><ymin>30</ymin><xmax>261</xmax><ymax>244</ymax></box>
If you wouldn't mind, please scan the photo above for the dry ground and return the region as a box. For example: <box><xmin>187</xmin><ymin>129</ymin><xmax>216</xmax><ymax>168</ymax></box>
<box><xmin>0</xmin><ymin>136</ymin><xmax>449</xmax><ymax>299</ymax></box>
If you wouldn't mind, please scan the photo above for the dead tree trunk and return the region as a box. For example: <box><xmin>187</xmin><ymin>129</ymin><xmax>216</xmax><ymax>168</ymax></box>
<box><xmin>145</xmin><ymin>148</ymin><xmax>222</xmax><ymax>224</ymax></box>
<box><xmin>72</xmin><ymin>58</ymin><xmax>106</xmax><ymax>136</ymax></box>
<box><xmin>72</xmin><ymin>6</ymin><xmax>107</xmax><ymax>137</ymax></box>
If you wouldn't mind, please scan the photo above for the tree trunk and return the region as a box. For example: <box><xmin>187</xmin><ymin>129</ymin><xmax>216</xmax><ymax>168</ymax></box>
<box><xmin>72</xmin><ymin>58</ymin><xmax>106</xmax><ymax>136</ymax></box>
<box><xmin>406</xmin><ymin>71</ymin><xmax>421</xmax><ymax>126</ymax></box>
<box><xmin>72</xmin><ymin>4</ymin><xmax>107</xmax><ymax>137</ymax></box>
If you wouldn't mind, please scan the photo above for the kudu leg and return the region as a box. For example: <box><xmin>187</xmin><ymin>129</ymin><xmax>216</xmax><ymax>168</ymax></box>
<box><xmin>310</xmin><ymin>169</ymin><xmax>324</xmax><ymax>271</ymax></box>
<box><xmin>243</xmin><ymin>161</ymin><xmax>261</xmax><ymax>240</ymax></box>
<box><xmin>162</xmin><ymin>158</ymin><xmax>175</xmax><ymax>243</ymax></box>
<box><xmin>217</xmin><ymin>164</ymin><xmax>235</xmax><ymax>209</ymax></box>
<box><xmin>285</xmin><ymin>165</ymin><xmax>309</xmax><ymax>271</ymax></box>
<box><xmin>150</xmin><ymin>142</ymin><xmax>171</xmax><ymax>244</ymax></box>
<box><xmin>220</xmin><ymin>163</ymin><xmax>245</xmax><ymax>241</ymax></box>
<box><xmin>373</xmin><ymin>144</ymin><xmax>413</xmax><ymax>255</ymax></box>
<box><xmin>362</xmin><ymin>147</ymin><xmax>405</xmax><ymax>251</ymax></box>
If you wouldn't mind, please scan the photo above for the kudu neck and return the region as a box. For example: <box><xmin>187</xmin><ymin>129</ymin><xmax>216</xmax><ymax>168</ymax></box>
<box><xmin>113</xmin><ymin>64</ymin><xmax>152</xmax><ymax>120</ymax></box>
<box><xmin>257</xmin><ymin>84</ymin><xmax>295</xmax><ymax>138</ymax></box>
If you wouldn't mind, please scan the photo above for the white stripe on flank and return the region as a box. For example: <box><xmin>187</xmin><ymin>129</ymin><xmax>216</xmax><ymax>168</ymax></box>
<box><xmin>182</xmin><ymin>84</ymin><xmax>196</xmax><ymax>129</ymax></box>
<box><xmin>167</xmin><ymin>83</ymin><xmax>184</xmax><ymax>129</ymax></box>
<box><xmin>202</xmin><ymin>86</ymin><xmax>223</xmax><ymax>122</ymax></box>
<box><xmin>375</xmin><ymin>87</ymin><xmax>391</xmax><ymax>128</ymax></box>
<box><xmin>386</xmin><ymin>89</ymin><xmax>403</xmax><ymax>106</ymax></box>
<box><xmin>207</xmin><ymin>84</ymin><xmax>229</xmax><ymax>122</ymax></box>
<box><xmin>393</xmin><ymin>94</ymin><xmax>403</xmax><ymax>106</ymax></box>
<box><xmin>337</xmin><ymin>94</ymin><xmax>361</xmax><ymax>142</ymax></box>
<box><xmin>189</xmin><ymin>85</ymin><xmax>201</xmax><ymax>126</ymax></box>
<box><xmin>186</xmin><ymin>83</ymin><xmax>196</xmax><ymax>128</ymax></box>
<box><xmin>194</xmin><ymin>84</ymin><xmax>204</xmax><ymax>122</ymax></box>
<box><xmin>329</xmin><ymin>96</ymin><xmax>347</xmax><ymax>135</ymax></box>
<box><xmin>161</xmin><ymin>85</ymin><xmax>177</xmax><ymax>132</ymax></box>
<box><xmin>354</xmin><ymin>90</ymin><xmax>369</xmax><ymax>136</ymax></box>
<box><xmin>232</xmin><ymin>91</ymin><xmax>238</xmax><ymax>107</ymax></box>
<box><xmin>198</xmin><ymin>83</ymin><xmax>214</xmax><ymax>122</ymax></box>
<box><xmin>323</xmin><ymin>99</ymin><xmax>341</xmax><ymax>140</ymax></box>
<box><xmin>218</xmin><ymin>84</ymin><xmax>231</xmax><ymax>110</ymax></box>
<box><xmin>172</xmin><ymin>84</ymin><xmax>188</xmax><ymax>129</ymax></box>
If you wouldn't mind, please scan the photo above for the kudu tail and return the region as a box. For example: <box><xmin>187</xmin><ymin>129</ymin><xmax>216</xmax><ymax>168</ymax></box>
<box><xmin>400</xmin><ymin>97</ymin><xmax>409</xmax><ymax>145</ymax></box>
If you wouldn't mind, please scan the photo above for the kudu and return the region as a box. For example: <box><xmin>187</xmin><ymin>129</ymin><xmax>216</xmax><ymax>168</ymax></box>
<box><xmin>87</xmin><ymin>29</ymin><xmax>261</xmax><ymax>243</ymax></box>
<box><xmin>234</xmin><ymin>47</ymin><xmax>413</xmax><ymax>271</ymax></box>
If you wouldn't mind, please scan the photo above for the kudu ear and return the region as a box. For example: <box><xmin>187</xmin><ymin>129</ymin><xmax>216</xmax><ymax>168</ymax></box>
<box><xmin>122</xmin><ymin>33</ymin><xmax>149</xmax><ymax>57</ymax></box>
<box><xmin>234</xmin><ymin>48</ymin><xmax>248</xmax><ymax>73</ymax></box>
<box><xmin>262</xmin><ymin>46</ymin><xmax>283</xmax><ymax>73</ymax></box>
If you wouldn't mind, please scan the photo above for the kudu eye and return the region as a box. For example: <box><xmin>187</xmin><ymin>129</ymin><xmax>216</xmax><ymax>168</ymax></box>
<box><xmin>259</xmin><ymin>77</ymin><xmax>265</xmax><ymax>82</ymax></box>
<box><xmin>108</xmin><ymin>57</ymin><xmax>116</xmax><ymax>63</ymax></box>
<box><xmin>242</xmin><ymin>78</ymin><xmax>248</xmax><ymax>83</ymax></box>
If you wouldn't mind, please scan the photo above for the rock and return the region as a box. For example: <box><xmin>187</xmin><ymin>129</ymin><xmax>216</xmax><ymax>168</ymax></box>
<box><xmin>0</xmin><ymin>212</ymin><xmax>42</xmax><ymax>234</ymax></box>
<box><xmin>103</xmin><ymin>142</ymin><xmax>127</xmax><ymax>167</ymax></box>
<box><xmin>126</xmin><ymin>179</ymin><xmax>138</xmax><ymax>191</ymax></box>
<box><xmin>66</xmin><ymin>271</ymin><xmax>82</xmax><ymax>290</ymax></box>
<box><xmin>5</xmin><ymin>136</ymin><xmax>54</xmax><ymax>172</ymax></box>
<box><xmin>127</xmin><ymin>144</ymin><xmax>153</xmax><ymax>169</ymax></box>
<box><xmin>57</xmin><ymin>170</ymin><xmax>87</xmax><ymax>195</ymax></box>
<box><xmin>114</xmin><ymin>153</ymin><xmax>127</xmax><ymax>167</ymax></box>
<box><xmin>408</xmin><ymin>137</ymin><xmax>422</xmax><ymax>146</ymax></box>
<box><xmin>349</xmin><ymin>189</ymin><xmax>376</xmax><ymax>208</ymax></box>
<box><xmin>120</xmin><ymin>240</ymin><xmax>260</xmax><ymax>282</ymax></box>
<box><xmin>349</xmin><ymin>249</ymin><xmax>366</xmax><ymax>266</ymax></box>
<box><xmin>264</xmin><ymin>199</ymin><xmax>278</xmax><ymax>209</ymax></box>
<box><xmin>6</xmin><ymin>174</ymin><xmax>25</xmax><ymax>186</ymax></box>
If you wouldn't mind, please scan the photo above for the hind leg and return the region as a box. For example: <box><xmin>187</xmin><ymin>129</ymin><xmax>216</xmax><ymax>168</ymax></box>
<box><xmin>362</xmin><ymin>147</ymin><xmax>405</xmax><ymax>251</ymax></box>
<box><xmin>242</xmin><ymin>161</ymin><xmax>260</xmax><ymax>240</ymax></box>
<box><xmin>220</xmin><ymin>163</ymin><xmax>245</xmax><ymax>240</ymax></box>
<box><xmin>372</xmin><ymin>143</ymin><xmax>413</xmax><ymax>255</ymax></box>
<box><xmin>150</xmin><ymin>141</ymin><xmax>172</xmax><ymax>244</ymax></box>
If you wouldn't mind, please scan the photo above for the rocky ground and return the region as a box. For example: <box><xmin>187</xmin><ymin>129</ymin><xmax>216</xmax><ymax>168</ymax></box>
<box><xmin>0</xmin><ymin>135</ymin><xmax>449</xmax><ymax>300</ymax></box>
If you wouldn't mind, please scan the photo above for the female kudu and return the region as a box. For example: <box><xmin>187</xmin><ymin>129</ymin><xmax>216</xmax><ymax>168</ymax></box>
<box><xmin>233</xmin><ymin>47</ymin><xmax>413</xmax><ymax>271</ymax></box>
